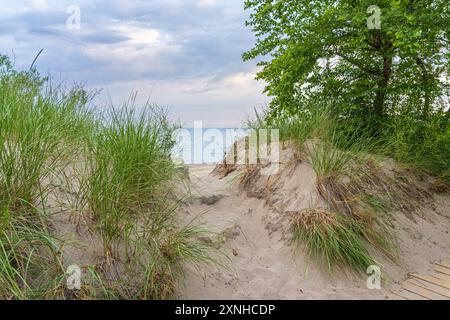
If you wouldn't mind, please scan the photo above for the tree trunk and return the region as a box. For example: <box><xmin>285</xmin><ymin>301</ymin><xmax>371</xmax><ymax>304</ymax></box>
<box><xmin>373</xmin><ymin>55</ymin><xmax>392</xmax><ymax>116</ymax></box>
<box><xmin>416</xmin><ymin>57</ymin><xmax>431</xmax><ymax>117</ymax></box>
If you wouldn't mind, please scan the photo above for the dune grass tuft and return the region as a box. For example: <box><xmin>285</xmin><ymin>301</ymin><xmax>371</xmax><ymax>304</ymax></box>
<box><xmin>0</xmin><ymin>55</ymin><xmax>91</xmax><ymax>299</ymax></box>
<box><xmin>292</xmin><ymin>209</ymin><xmax>375</xmax><ymax>272</ymax></box>
<box><xmin>78</xmin><ymin>104</ymin><xmax>177</xmax><ymax>256</ymax></box>
<box><xmin>73</xmin><ymin>102</ymin><xmax>216</xmax><ymax>299</ymax></box>
<box><xmin>0</xmin><ymin>54</ymin><xmax>214</xmax><ymax>300</ymax></box>
<box><xmin>248</xmin><ymin>105</ymin><xmax>436</xmax><ymax>271</ymax></box>
<box><xmin>0</xmin><ymin>206</ymin><xmax>66</xmax><ymax>299</ymax></box>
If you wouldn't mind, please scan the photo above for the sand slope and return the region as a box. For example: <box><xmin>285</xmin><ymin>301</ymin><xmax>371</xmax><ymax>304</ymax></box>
<box><xmin>177</xmin><ymin>161</ymin><xmax>450</xmax><ymax>300</ymax></box>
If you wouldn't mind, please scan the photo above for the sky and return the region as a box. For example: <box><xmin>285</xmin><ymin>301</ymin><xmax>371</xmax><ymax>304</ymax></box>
<box><xmin>0</xmin><ymin>0</ymin><xmax>269</xmax><ymax>127</ymax></box>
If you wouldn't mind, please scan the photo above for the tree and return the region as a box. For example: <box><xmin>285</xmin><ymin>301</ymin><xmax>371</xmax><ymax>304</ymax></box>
<box><xmin>243</xmin><ymin>0</ymin><xmax>449</xmax><ymax>121</ymax></box>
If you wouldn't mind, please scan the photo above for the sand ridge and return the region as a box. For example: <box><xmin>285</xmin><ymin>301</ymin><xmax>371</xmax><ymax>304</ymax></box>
<box><xmin>177</xmin><ymin>162</ymin><xmax>450</xmax><ymax>300</ymax></box>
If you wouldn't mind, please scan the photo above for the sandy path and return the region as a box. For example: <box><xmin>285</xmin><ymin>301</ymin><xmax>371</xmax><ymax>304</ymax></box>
<box><xmin>177</xmin><ymin>165</ymin><xmax>395</xmax><ymax>299</ymax></box>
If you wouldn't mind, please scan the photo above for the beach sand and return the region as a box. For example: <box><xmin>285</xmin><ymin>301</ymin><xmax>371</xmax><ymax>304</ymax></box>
<box><xmin>177</xmin><ymin>162</ymin><xmax>450</xmax><ymax>300</ymax></box>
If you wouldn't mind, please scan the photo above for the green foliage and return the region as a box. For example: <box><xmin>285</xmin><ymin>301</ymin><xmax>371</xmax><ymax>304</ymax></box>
<box><xmin>386</xmin><ymin>111</ymin><xmax>450</xmax><ymax>182</ymax></box>
<box><xmin>244</xmin><ymin>0</ymin><xmax>449</xmax><ymax>120</ymax></box>
<box><xmin>244</xmin><ymin>0</ymin><xmax>450</xmax><ymax>179</ymax></box>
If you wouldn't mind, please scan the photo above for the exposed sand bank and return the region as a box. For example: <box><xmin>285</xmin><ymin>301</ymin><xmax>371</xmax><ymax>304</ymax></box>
<box><xmin>177</xmin><ymin>156</ymin><xmax>450</xmax><ymax>299</ymax></box>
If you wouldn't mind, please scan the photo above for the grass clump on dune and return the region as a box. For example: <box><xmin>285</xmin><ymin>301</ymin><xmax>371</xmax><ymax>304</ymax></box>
<box><xmin>79</xmin><ymin>104</ymin><xmax>178</xmax><ymax>256</ymax></box>
<box><xmin>292</xmin><ymin>209</ymin><xmax>374</xmax><ymax>271</ymax></box>
<box><xmin>250</xmin><ymin>105</ymin><xmax>440</xmax><ymax>272</ymax></box>
<box><xmin>0</xmin><ymin>55</ymin><xmax>94</xmax><ymax>299</ymax></box>
<box><xmin>0</xmin><ymin>54</ymin><xmax>213</xmax><ymax>299</ymax></box>
<box><xmin>297</xmin><ymin>126</ymin><xmax>424</xmax><ymax>270</ymax></box>
<box><xmin>0</xmin><ymin>209</ymin><xmax>65</xmax><ymax>299</ymax></box>
<box><xmin>77</xmin><ymin>103</ymin><xmax>215</xmax><ymax>299</ymax></box>
<box><xmin>0</xmin><ymin>59</ymin><xmax>93</xmax><ymax>212</ymax></box>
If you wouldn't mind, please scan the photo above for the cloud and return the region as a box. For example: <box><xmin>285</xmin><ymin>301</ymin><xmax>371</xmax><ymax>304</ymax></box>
<box><xmin>0</xmin><ymin>0</ymin><xmax>269</xmax><ymax>126</ymax></box>
<box><xmin>196</xmin><ymin>0</ymin><xmax>218</xmax><ymax>8</ymax></box>
<box><xmin>181</xmin><ymin>69</ymin><xmax>261</xmax><ymax>94</ymax></box>
<box><xmin>79</xmin><ymin>30</ymin><xmax>130</xmax><ymax>44</ymax></box>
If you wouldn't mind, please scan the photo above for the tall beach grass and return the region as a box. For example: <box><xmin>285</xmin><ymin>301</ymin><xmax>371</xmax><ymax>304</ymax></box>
<box><xmin>0</xmin><ymin>54</ymin><xmax>213</xmax><ymax>299</ymax></box>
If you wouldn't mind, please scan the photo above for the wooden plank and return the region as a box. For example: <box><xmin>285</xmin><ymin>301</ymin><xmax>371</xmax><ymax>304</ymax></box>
<box><xmin>391</xmin><ymin>292</ymin><xmax>408</xmax><ymax>300</ymax></box>
<box><xmin>434</xmin><ymin>273</ymin><xmax>450</xmax><ymax>282</ymax></box>
<box><xmin>434</xmin><ymin>265</ymin><xmax>450</xmax><ymax>276</ymax></box>
<box><xmin>407</xmin><ymin>279</ymin><xmax>450</xmax><ymax>299</ymax></box>
<box><xmin>402</xmin><ymin>281</ymin><xmax>440</xmax><ymax>300</ymax></box>
<box><xmin>412</xmin><ymin>274</ymin><xmax>450</xmax><ymax>290</ymax></box>
<box><xmin>395</xmin><ymin>289</ymin><xmax>426</xmax><ymax>301</ymax></box>
<box><xmin>437</xmin><ymin>261</ymin><xmax>450</xmax><ymax>269</ymax></box>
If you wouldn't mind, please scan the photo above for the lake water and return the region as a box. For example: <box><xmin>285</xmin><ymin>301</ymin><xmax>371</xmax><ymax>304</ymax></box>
<box><xmin>172</xmin><ymin>127</ymin><xmax>249</xmax><ymax>164</ymax></box>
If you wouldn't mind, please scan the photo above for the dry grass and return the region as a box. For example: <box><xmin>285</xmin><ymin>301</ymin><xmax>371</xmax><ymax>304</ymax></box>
<box><xmin>291</xmin><ymin>208</ymin><xmax>375</xmax><ymax>271</ymax></box>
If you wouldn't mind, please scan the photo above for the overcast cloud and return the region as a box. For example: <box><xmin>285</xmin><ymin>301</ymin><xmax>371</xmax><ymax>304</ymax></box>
<box><xmin>0</xmin><ymin>0</ymin><xmax>269</xmax><ymax>127</ymax></box>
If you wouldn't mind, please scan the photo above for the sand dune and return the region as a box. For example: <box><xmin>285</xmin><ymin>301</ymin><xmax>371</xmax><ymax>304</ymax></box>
<box><xmin>177</xmin><ymin>147</ymin><xmax>450</xmax><ymax>300</ymax></box>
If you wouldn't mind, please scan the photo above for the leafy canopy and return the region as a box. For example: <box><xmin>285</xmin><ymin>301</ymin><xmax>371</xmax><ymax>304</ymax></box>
<box><xmin>243</xmin><ymin>0</ymin><xmax>449</xmax><ymax>120</ymax></box>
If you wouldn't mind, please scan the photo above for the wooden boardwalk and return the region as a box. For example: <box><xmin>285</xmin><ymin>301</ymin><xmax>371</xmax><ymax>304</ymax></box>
<box><xmin>395</xmin><ymin>261</ymin><xmax>450</xmax><ymax>300</ymax></box>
